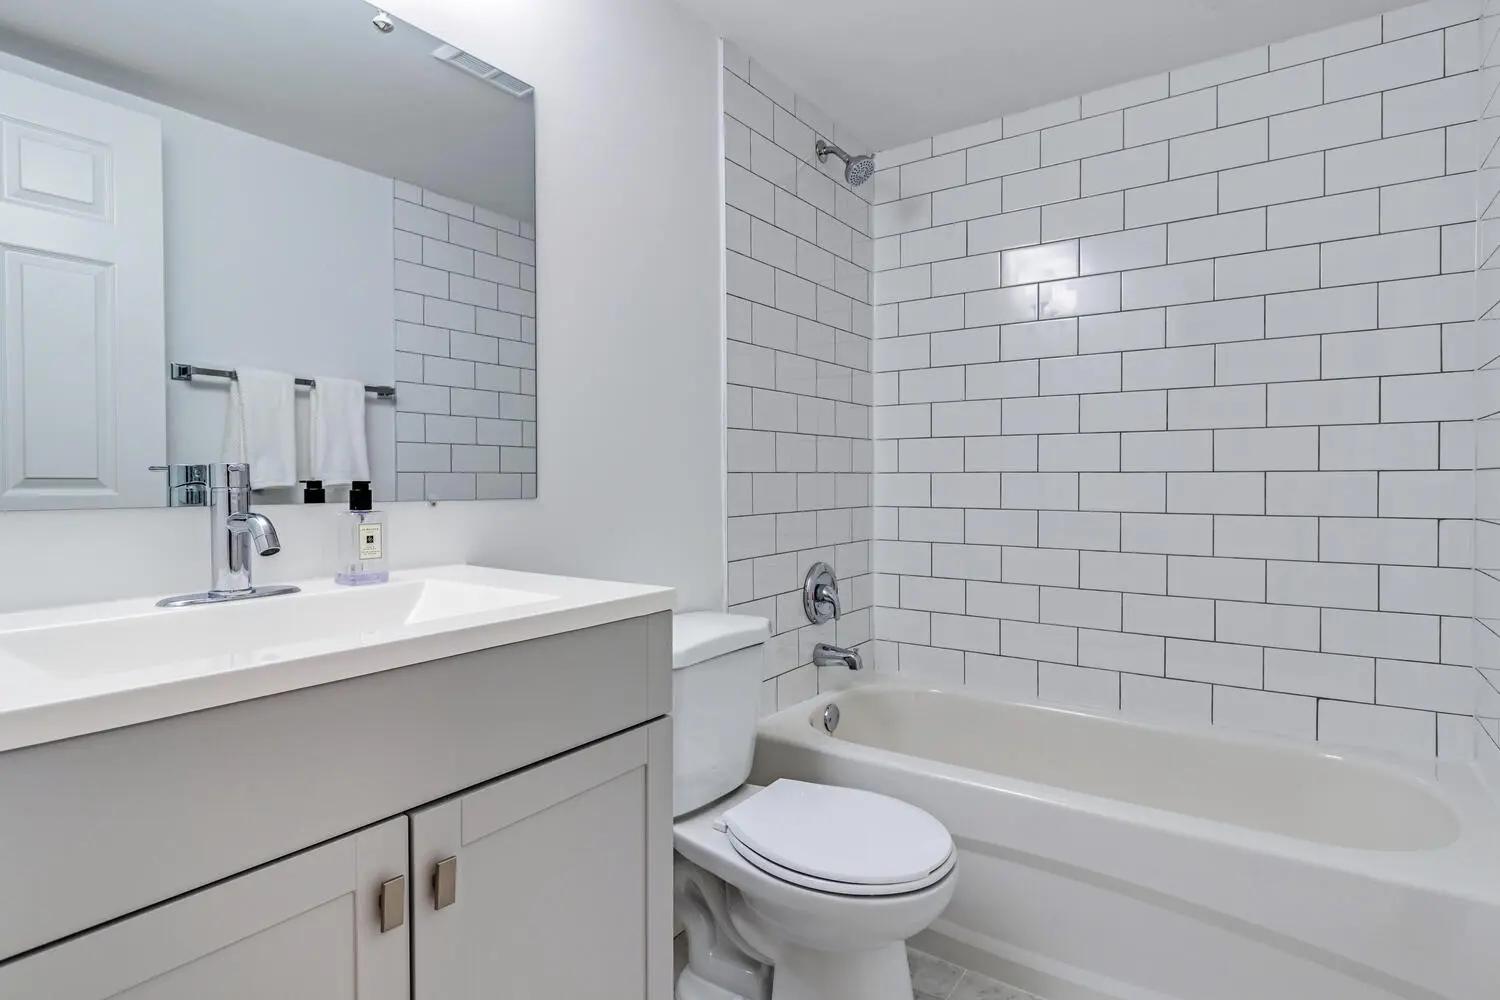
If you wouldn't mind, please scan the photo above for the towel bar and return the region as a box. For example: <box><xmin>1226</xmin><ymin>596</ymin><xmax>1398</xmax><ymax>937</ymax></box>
<box><xmin>169</xmin><ymin>363</ymin><xmax>396</xmax><ymax>398</ymax></box>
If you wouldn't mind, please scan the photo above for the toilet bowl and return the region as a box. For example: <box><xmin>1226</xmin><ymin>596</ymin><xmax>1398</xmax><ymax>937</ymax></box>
<box><xmin>670</xmin><ymin>612</ymin><xmax>957</xmax><ymax>1000</ymax></box>
<box><xmin>676</xmin><ymin>782</ymin><xmax>957</xmax><ymax>1000</ymax></box>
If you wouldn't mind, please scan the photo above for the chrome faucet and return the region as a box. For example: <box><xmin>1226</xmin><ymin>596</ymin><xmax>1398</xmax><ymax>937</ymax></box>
<box><xmin>813</xmin><ymin>642</ymin><xmax>863</xmax><ymax>671</ymax></box>
<box><xmin>157</xmin><ymin>463</ymin><xmax>300</xmax><ymax>607</ymax></box>
<box><xmin>803</xmin><ymin>562</ymin><xmax>842</xmax><ymax>624</ymax></box>
<box><xmin>805</xmin><ymin>562</ymin><xmax>859</xmax><ymax>668</ymax></box>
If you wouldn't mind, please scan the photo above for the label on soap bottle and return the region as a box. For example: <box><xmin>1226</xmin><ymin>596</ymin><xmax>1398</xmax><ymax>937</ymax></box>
<box><xmin>359</xmin><ymin>523</ymin><xmax>384</xmax><ymax>560</ymax></box>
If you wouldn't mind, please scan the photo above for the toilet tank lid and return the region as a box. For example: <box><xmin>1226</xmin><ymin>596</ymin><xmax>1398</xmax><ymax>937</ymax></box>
<box><xmin>672</xmin><ymin>612</ymin><xmax>769</xmax><ymax>669</ymax></box>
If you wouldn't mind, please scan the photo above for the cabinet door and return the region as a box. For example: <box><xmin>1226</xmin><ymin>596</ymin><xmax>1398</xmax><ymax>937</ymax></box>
<box><xmin>411</xmin><ymin>720</ymin><xmax>672</xmax><ymax>1000</ymax></box>
<box><xmin>0</xmin><ymin>818</ymin><xmax>409</xmax><ymax>1000</ymax></box>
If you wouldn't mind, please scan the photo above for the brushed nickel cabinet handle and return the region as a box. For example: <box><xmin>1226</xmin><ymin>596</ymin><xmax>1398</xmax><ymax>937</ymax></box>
<box><xmin>433</xmin><ymin>856</ymin><xmax>457</xmax><ymax>910</ymax></box>
<box><xmin>378</xmin><ymin>875</ymin><xmax>406</xmax><ymax>932</ymax></box>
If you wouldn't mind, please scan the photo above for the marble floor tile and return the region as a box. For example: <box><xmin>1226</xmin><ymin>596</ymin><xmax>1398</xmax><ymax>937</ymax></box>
<box><xmin>908</xmin><ymin>948</ymin><xmax>1044</xmax><ymax>1000</ymax></box>
<box><xmin>909</xmin><ymin>948</ymin><xmax>965</xmax><ymax>999</ymax></box>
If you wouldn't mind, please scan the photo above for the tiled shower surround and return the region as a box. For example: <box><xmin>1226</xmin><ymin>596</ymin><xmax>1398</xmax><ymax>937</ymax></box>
<box><xmin>721</xmin><ymin>46</ymin><xmax>877</xmax><ymax>710</ymax></box>
<box><xmin>393</xmin><ymin>182</ymin><xmax>538</xmax><ymax>501</ymax></box>
<box><xmin>866</xmin><ymin>0</ymin><xmax>1482</xmax><ymax>758</ymax></box>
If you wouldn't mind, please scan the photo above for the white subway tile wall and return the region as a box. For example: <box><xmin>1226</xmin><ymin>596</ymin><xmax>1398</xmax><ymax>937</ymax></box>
<box><xmin>868</xmin><ymin>0</ymin><xmax>1480</xmax><ymax>758</ymax></box>
<box><xmin>1473</xmin><ymin>0</ymin><xmax>1500</xmax><ymax>783</ymax></box>
<box><xmin>393</xmin><ymin>184</ymin><xmax>537</xmax><ymax>501</ymax></box>
<box><xmin>723</xmin><ymin>44</ymin><xmax>875</xmax><ymax>711</ymax></box>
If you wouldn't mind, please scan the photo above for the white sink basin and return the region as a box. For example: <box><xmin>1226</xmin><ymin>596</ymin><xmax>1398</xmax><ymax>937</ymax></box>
<box><xmin>0</xmin><ymin>578</ymin><xmax>551</xmax><ymax>678</ymax></box>
<box><xmin>0</xmin><ymin>564</ymin><xmax>673</xmax><ymax>751</ymax></box>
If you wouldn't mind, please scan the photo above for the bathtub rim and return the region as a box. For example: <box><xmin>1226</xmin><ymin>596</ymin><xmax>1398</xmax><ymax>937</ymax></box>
<box><xmin>756</xmin><ymin>679</ymin><xmax>1500</xmax><ymax>908</ymax></box>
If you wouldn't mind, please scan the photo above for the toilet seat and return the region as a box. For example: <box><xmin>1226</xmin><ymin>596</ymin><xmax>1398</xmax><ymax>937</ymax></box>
<box><xmin>723</xmin><ymin>826</ymin><xmax>955</xmax><ymax>896</ymax></box>
<box><xmin>714</xmin><ymin>779</ymin><xmax>955</xmax><ymax>897</ymax></box>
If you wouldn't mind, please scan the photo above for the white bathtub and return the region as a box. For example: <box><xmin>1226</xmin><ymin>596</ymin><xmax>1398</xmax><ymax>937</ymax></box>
<box><xmin>751</xmin><ymin>684</ymin><xmax>1500</xmax><ymax>1000</ymax></box>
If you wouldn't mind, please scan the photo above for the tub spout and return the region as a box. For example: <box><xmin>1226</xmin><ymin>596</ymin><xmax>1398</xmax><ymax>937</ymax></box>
<box><xmin>813</xmin><ymin>642</ymin><xmax>863</xmax><ymax>671</ymax></box>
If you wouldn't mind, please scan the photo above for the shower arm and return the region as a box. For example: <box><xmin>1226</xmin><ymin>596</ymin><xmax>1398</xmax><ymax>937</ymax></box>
<box><xmin>815</xmin><ymin>138</ymin><xmax>851</xmax><ymax>163</ymax></box>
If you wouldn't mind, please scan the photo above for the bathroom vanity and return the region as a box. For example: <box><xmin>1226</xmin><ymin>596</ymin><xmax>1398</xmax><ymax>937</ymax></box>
<box><xmin>0</xmin><ymin>566</ymin><xmax>675</xmax><ymax>998</ymax></box>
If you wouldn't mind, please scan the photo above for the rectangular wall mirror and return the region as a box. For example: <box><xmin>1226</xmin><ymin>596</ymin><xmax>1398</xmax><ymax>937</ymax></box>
<box><xmin>0</xmin><ymin>0</ymin><xmax>537</xmax><ymax>509</ymax></box>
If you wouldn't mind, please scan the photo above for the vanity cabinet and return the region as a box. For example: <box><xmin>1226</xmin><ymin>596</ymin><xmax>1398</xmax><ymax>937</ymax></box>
<box><xmin>0</xmin><ymin>612</ymin><xmax>674</xmax><ymax>999</ymax></box>
<box><xmin>0</xmin><ymin>723</ymin><xmax>672</xmax><ymax>1000</ymax></box>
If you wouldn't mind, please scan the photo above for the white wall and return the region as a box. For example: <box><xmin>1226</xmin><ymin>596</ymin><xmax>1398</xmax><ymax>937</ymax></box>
<box><xmin>0</xmin><ymin>0</ymin><xmax>726</xmax><ymax>613</ymax></box>
<box><xmin>868</xmin><ymin>0</ymin><xmax>1480</xmax><ymax>759</ymax></box>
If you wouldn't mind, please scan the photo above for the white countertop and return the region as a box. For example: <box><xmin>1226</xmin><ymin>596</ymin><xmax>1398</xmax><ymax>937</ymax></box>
<box><xmin>0</xmin><ymin>564</ymin><xmax>674</xmax><ymax>752</ymax></box>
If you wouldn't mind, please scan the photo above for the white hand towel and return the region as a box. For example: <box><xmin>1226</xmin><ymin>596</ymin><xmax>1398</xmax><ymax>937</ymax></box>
<box><xmin>221</xmin><ymin>367</ymin><xmax>298</xmax><ymax>489</ymax></box>
<box><xmin>311</xmin><ymin>376</ymin><xmax>371</xmax><ymax>486</ymax></box>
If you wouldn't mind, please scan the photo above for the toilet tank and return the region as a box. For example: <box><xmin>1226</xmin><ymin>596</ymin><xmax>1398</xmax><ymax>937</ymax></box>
<box><xmin>671</xmin><ymin>612</ymin><xmax>769</xmax><ymax>816</ymax></box>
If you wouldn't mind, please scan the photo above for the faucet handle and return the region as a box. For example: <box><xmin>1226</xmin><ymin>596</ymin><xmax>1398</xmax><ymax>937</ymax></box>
<box><xmin>149</xmin><ymin>463</ymin><xmax>253</xmax><ymax>503</ymax></box>
<box><xmin>803</xmin><ymin>561</ymin><xmax>841</xmax><ymax>625</ymax></box>
<box><xmin>813</xmin><ymin>583</ymin><xmax>841</xmax><ymax>619</ymax></box>
<box><xmin>150</xmin><ymin>464</ymin><xmax>212</xmax><ymax>506</ymax></box>
<box><xmin>221</xmin><ymin>463</ymin><xmax>251</xmax><ymax>489</ymax></box>
<box><xmin>150</xmin><ymin>463</ymin><xmax>203</xmax><ymax>479</ymax></box>
<box><xmin>150</xmin><ymin>463</ymin><xmax>249</xmax><ymax>485</ymax></box>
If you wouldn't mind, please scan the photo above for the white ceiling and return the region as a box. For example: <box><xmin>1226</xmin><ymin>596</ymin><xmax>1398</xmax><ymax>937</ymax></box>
<box><xmin>0</xmin><ymin>0</ymin><xmax>535</xmax><ymax>220</ymax></box>
<box><xmin>676</xmin><ymin>0</ymin><xmax>1416</xmax><ymax>151</ymax></box>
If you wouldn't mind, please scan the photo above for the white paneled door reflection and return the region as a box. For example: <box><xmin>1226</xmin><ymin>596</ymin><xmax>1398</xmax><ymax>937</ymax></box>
<box><xmin>0</xmin><ymin>65</ymin><xmax>164</xmax><ymax>509</ymax></box>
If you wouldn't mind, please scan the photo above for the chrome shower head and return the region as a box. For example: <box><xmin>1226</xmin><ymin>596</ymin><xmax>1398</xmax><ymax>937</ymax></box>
<box><xmin>844</xmin><ymin>152</ymin><xmax>876</xmax><ymax>186</ymax></box>
<box><xmin>815</xmin><ymin>139</ymin><xmax>875</xmax><ymax>188</ymax></box>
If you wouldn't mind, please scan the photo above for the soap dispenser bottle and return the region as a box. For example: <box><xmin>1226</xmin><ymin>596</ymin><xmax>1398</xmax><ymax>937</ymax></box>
<box><xmin>335</xmin><ymin>481</ymin><xmax>389</xmax><ymax>585</ymax></box>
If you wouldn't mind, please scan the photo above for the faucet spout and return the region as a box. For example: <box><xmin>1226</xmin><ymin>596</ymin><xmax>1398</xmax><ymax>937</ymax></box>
<box><xmin>813</xmin><ymin>642</ymin><xmax>863</xmax><ymax>671</ymax></box>
<box><xmin>230</xmin><ymin>511</ymin><xmax>281</xmax><ymax>556</ymax></box>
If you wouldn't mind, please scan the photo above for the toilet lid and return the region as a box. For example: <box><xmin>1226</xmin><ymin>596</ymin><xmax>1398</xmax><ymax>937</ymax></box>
<box><xmin>716</xmin><ymin>780</ymin><xmax>954</xmax><ymax>890</ymax></box>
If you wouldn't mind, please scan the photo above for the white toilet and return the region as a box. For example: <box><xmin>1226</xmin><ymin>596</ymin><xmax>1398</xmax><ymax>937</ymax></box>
<box><xmin>671</xmin><ymin>612</ymin><xmax>957</xmax><ymax>1000</ymax></box>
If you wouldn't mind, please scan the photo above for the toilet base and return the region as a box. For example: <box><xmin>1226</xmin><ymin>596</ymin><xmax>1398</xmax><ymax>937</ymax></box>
<box><xmin>676</xmin><ymin>966</ymin><xmax>757</xmax><ymax>1000</ymax></box>
<box><xmin>766</xmin><ymin>940</ymin><xmax>913</xmax><ymax>1000</ymax></box>
<box><xmin>675</xmin><ymin>939</ymin><xmax>916</xmax><ymax>1000</ymax></box>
